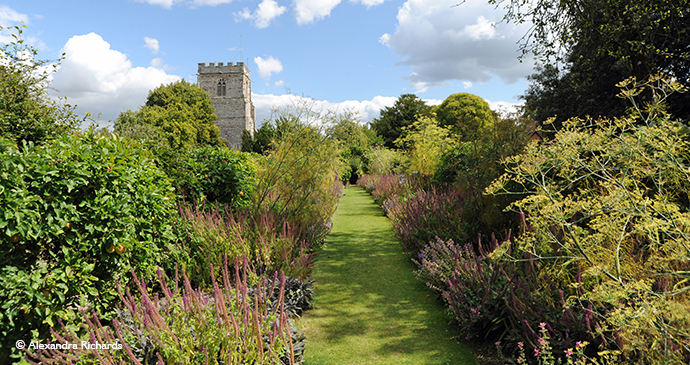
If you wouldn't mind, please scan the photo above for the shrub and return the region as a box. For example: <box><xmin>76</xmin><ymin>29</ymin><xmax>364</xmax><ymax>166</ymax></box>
<box><xmin>356</xmin><ymin>174</ymin><xmax>380</xmax><ymax>194</ymax></box>
<box><xmin>250</xmin><ymin>276</ymin><xmax>315</xmax><ymax>318</ymax></box>
<box><xmin>368</xmin><ymin>174</ymin><xmax>412</xmax><ymax>207</ymax></box>
<box><xmin>182</xmin><ymin>146</ymin><xmax>258</xmax><ymax>209</ymax></box>
<box><xmin>415</xmin><ymin>236</ymin><xmax>597</xmax><ymax>359</ymax></box>
<box><xmin>176</xmin><ymin>202</ymin><xmax>318</xmax><ymax>287</ymax></box>
<box><xmin>433</xmin><ymin>114</ymin><xmax>531</xmax><ymax>237</ymax></box>
<box><xmin>25</xmin><ymin>260</ymin><xmax>302</xmax><ymax>364</ymax></box>
<box><xmin>394</xmin><ymin>116</ymin><xmax>456</xmax><ymax>177</ymax></box>
<box><xmin>254</xmin><ymin>110</ymin><xmax>346</xmax><ymax>231</ymax></box>
<box><xmin>363</xmin><ymin>146</ymin><xmax>408</xmax><ymax>175</ymax></box>
<box><xmin>386</xmin><ymin>187</ymin><xmax>468</xmax><ymax>255</ymax></box>
<box><xmin>0</xmin><ymin>131</ymin><xmax>176</xmax><ymax>362</ymax></box>
<box><xmin>487</xmin><ymin>75</ymin><xmax>690</xmax><ymax>362</ymax></box>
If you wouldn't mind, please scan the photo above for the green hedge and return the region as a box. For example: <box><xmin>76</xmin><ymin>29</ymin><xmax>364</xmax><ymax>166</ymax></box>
<box><xmin>0</xmin><ymin>131</ymin><xmax>177</xmax><ymax>362</ymax></box>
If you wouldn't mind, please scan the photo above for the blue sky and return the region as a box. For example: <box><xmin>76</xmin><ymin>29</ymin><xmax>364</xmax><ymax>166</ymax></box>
<box><xmin>1</xmin><ymin>0</ymin><xmax>535</xmax><ymax>125</ymax></box>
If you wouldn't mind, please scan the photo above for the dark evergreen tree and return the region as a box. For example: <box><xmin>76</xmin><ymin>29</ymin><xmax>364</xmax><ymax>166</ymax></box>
<box><xmin>370</xmin><ymin>94</ymin><xmax>432</xmax><ymax>149</ymax></box>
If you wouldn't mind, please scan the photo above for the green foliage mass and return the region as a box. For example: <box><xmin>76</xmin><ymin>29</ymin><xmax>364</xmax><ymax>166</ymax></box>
<box><xmin>494</xmin><ymin>0</ymin><xmax>690</xmax><ymax>120</ymax></box>
<box><xmin>433</xmin><ymin>112</ymin><xmax>531</xmax><ymax>236</ymax></box>
<box><xmin>254</xmin><ymin>104</ymin><xmax>347</xmax><ymax>231</ymax></box>
<box><xmin>435</xmin><ymin>92</ymin><xmax>496</xmax><ymax>140</ymax></box>
<box><xmin>0</xmin><ymin>131</ymin><xmax>177</xmax><ymax>362</ymax></box>
<box><xmin>371</xmin><ymin>94</ymin><xmax>432</xmax><ymax>149</ymax></box>
<box><xmin>325</xmin><ymin>112</ymin><xmax>377</xmax><ymax>183</ymax></box>
<box><xmin>114</xmin><ymin>79</ymin><xmax>225</xmax><ymax>152</ymax></box>
<box><xmin>241</xmin><ymin>123</ymin><xmax>275</xmax><ymax>155</ymax></box>
<box><xmin>521</xmin><ymin>47</ymin><xmax>630</xmax><ymax>129</ymax></box>
<box><xmin>395</xmin><ymin>116</ymin><xmax>455</xmax><ymax>177</ymax></box>
<box><xmin>487</xmin><ymin>76</ymin><xmax>690</xmax><ymax>362</ymax></box>
<box><xmin>177</xmin><ymin>146</ymin><xmax>258</xmax><ymax>209</ymax></box>
<box><xmin>0</xmin><ymin>25</ymin><xmax>79</xmax><ymax>148</ymax></box>
<box><xmin>363</xmin><ymin>146</ymin><xmax>408</xmax><ymax>176</ymax></box>
<box><xmin>241</xmin><ymin>116</ymin><xmax>300</xmax><ymax>155</ymax></box>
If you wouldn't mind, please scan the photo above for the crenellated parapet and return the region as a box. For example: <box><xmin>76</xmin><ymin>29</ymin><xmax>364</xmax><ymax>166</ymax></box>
<box><xmin>198</xmin><ymin>62</ymin><xmax>250</xmax><ymax>76</ymax></box>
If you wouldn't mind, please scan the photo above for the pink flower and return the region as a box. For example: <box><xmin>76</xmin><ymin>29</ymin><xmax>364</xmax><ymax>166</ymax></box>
<box><xmin>565</xmin><ymin>349</ymin><xmax>574</xmax><ymax>356</ymax></box>
<box><xmin>539</xmin><ymin>337</ymin><xmax>547</xmax><ymax>346</ymax></box>
<box><xmin>534</xmin><ymin>349</ymin><xmax>541</xmax><ymax>356</ymax></box>
<box><xmin>539</xmin><ymin>322</ymin><xmax>547</xmax><ymax>328</ymax></box>
<box><xmin>576</xmin><ymin>341</ymin><xmax>582</xmax><ymax>348</ymax></box>
<box><xmin>518</xmin><ymin>342</ymin><xmax>524</xmax><ymax>348</ymax></box>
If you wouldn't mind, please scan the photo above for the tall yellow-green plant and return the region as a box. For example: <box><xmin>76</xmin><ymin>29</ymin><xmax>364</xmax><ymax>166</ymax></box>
<box><xmin>364</xmin><ymin>146</ymin><xmax>408</xmax><ymax>176</ymax></box>
<box><xmin>254</xmin><ymin>99</ymin><xmax>347</xmax><ymax>229</ymax></box>
<box><xmin>487</xmin><ymin>75</ymin><xmax>690</xmax><ymax>362</ymax></box>
<box><xmin>395</xmin><ymin>116</ymin><xmax>455</xmax><ymax>177</ymax></box>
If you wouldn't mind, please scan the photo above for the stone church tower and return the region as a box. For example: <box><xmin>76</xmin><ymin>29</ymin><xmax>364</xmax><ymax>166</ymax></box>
<box><xmin>197</xmin><ymin>62</ymin><xmax>255</xmax><ymax>150</ymax></box>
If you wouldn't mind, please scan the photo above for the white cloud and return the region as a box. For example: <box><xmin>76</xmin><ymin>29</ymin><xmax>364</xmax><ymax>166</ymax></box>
<box><xmin>379</xmin><ymin>33</ymin><xmax>391</xmax><ymax>47</ymax></box>
<box><xmin>252</xmin><ymin>93</ymin><xmax>511</xmax><ymax>127</ymax></box>
<box><xmin>136</xmin><ymin>0</ymin><xmax>177</xmax><ymax>9</ymax></box>
<box><xmin>383</xmin><ymin>0</ymin><xmax>533</xmax><ymax>92</ymax></box>
<box><xmin>291</xmin><ymin>0</ymin><xmax>387</xmax><ymax>25</ymax></box>
<box><xmin>191</xmin><ymin>0</ymin><xmax>235</xmax><ymax>6</ymax></box>
<box><xmin>463</xmin><ymin>81</ymin><xmax>472</xmax><ymax>89</ymax></box>
<box><xmin>352</xmin><ymin>0</ymin><xmax>387</xmax><ymax>7</ymax></box>
<box><xmin>49</xmin><ymin>33</ymin><xmax>180</xmax><ymax>122</ymax></box>
<box><xmin>0</xmin><ymin>6</ymin><xmax>30</xmax><ymax>43</ymax></box>
<box><xmin>136</xmin><ymin>0</ymin><xmax>233</xmax><ymax>8</ymax></box>
<box><xmin>143</xmin><ymin>37</ymin><xmax>160</xmax><ymax>54</ymax></box>
<box><xmin>252</xmin><ymin>93</ymin><xmax>442</xmax><ymax>125</ymax></box>
<box><xmin>274</xmin><ymin>80</ymin><xmax>285</xmax><ymax>87</ymax></box>
<box><xmin>293</xmin><ymin>0</ymin><xmax>341</xmax><ymax>25</ymax></box>
<box><xmin>254</xmin><ymin>56</ymin><xmax>283</xmax><ymax>79</ymax></box>
<box><xmin>0</xmin><ymin>5</ymin><xmax>28</xmax><ymax>24</ymax></box>
<box><xmin>487</xmin><ymin>100</ymin><xmax>522</xmax><ymax>117</ymax></box>
<box><xmin>234</xmin><ymin>0</ymin><xmax>286</xmax><ymax>28</ymax></box>
<box><xmin>463</xmin><ymin>16</ymin><xmax>498</xmax><ymax>41</ymax></box>
<box><xmin>150</xmin><ymin>58</ymin><xmax>164</xmax><ymax>67</ymax></box>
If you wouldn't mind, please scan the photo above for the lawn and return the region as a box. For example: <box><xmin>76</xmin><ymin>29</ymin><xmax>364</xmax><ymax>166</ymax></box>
<box><xmin>298</xmin><ymin>185</ymin><xmax>478</xmax><ymax>365</ymax></box>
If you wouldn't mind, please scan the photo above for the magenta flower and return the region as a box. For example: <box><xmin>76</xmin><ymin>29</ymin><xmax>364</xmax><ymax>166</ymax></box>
<box><xmin>565</xmin><ymin>349</ymin><xmax>574</xmax><ymax>356</ymax></box>
<box><xmin>534</xmin><ymin>349</ymin><xmax>541</xmax><ymax>356</ymax></box>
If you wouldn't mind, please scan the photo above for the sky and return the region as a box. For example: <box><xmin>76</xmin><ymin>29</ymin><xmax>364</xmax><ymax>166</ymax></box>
<box><xmin>0</xmin><ymin>0</ymin><xmax>536</xmax><ymax>126</ymax></box>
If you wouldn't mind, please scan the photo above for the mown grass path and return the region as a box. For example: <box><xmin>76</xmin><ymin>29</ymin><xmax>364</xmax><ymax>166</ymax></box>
<box><xmin>298</xmin><ymin>186</ymin><xmax>477</xmax><ymax>365</ymax></box>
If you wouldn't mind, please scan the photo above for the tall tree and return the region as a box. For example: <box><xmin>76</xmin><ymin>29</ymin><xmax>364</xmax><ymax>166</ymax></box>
<box><xmin>114</xmin><ymin>80</ymin><xmax>224</xmax><ymax>152</ymax></box>
<box><xmin>521</xmin><ymin>42</ymin><xmax>630</xmax><ymax>131</ymax></box>
<box><xmin>370</xmin><ymin>94</ymin><xmax>432</xmax><ymax>149</ymax></box>
<box><xmin>488</xmin><ymin>0</ymin><xmax>690</xmax><ymax>114</ymax></box>
<box><xmin>435</xmin><ymin>93</ymin><xmax>496</xmax><ymax>141</ymax></box>
<box><xmin>0</xmin><ymin>25</ymin><xmax>79</xmax><ymax>148</ymax></box>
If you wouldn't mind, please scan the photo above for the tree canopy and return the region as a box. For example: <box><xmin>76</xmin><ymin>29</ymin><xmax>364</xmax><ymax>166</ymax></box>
<box><xmin>500</xmin><ymin>0</ymin><xmax>690</xmax><ymax>124</ymax></box>
<box><xmin>435</xmin><ymin>93</ymin><xmax>495</xmax><ymax>141</ymax></box>
<box><xmin>370</xmin><ymin>94</ymin><xmax>432</xmax><ymax>149</ymax></box>
<box><xmin>0</xmin><ymin>25</ymin><xmax>79</xmax><ymax>148</ymax></box>
<box><xmin>114</xmin><ymin>80</ymin><xmax>224</xmax><ymax>151</ymax></box>
<box><xmin>521</xmin><ymin>43</ymin><xmax>629</xmax><ymax>129</ymax></box>
<box><xmin>492</xmin><ymin>0</ymin><xmax>689</xmax><ymax>74</ymax></box>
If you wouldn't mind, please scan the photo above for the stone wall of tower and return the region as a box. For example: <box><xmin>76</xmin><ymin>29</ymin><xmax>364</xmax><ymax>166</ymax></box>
<box><xmin>197</xmin><ymin>62</ymin><xmax>255</xmax><ymax>150</ymax></box>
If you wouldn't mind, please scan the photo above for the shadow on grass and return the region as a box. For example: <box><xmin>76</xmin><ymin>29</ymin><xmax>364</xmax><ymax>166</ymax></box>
<box><xmin>300</xmin><ymin>186</ymin><xmax>477</xmax><ymax>365</ymax></box>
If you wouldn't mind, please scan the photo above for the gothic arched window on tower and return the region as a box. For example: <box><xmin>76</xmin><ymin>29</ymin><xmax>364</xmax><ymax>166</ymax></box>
<box><xmin>217</xmin><ymin>78</ymin><xmax>226</xmax><ymax>96</ymax></box>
